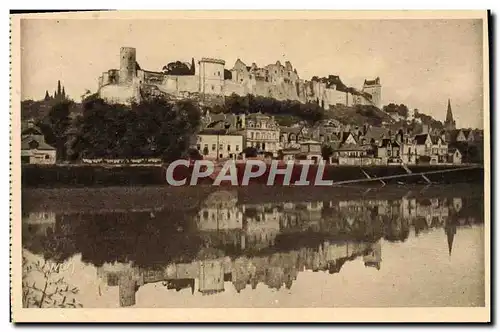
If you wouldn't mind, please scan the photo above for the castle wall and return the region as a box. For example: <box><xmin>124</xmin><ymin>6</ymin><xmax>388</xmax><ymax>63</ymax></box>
<box><xmin>324</xmin><ymin>88</ymin><xmax>348</xmax><ymax>107</ymax></box>
<box><xmin>224</xmin><ymin>80</ymin><xmax>246</xmax><ymax>96</ymax></box>
<box><xmin>160</xmin><ymin>75</ymin><xmax>199</xmax><ymax>95</ymax></box>
<box><xmin>98</xmin><ymin>47</ymin><xmax>382</xmax><ymax>110</ymax></box>
<box><xmin>99</xmin><ymin>83</ymin><xmax>140</xmax><ymax>105</ymax></box>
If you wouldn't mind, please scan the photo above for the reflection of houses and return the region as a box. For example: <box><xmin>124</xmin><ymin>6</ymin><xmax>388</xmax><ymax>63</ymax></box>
<box><xmin>196</xmin><ymin>206</ymin><xmax>243</xmax><ymax>231</ymax></box>
<box><xmin>22</xmin><ymin>212</ymin><xmax>57</xmax><ymax>236</ymax></box>
<box><xmin>363</xmin><ymin>240</ymin><xmax>382</xmax><ymax>270</ymax></box>
<box><xmin>244</xmin><ymin>204</ymin><xmax>280</xmax><ymax>250</ymax></box>
<box><xmin>197</xmin><ymin>191</ymin><xmax>243</xmax><ymax>231</ymax></box>
<box><xmin>49</xmin><ymin>190</ymin><xmax>478</xmax><ymax>307</ymax></box>
<box><xmin>199</xmin><ymin>259</ymin><xmax>225</xmax><ymax>295</ymax></box>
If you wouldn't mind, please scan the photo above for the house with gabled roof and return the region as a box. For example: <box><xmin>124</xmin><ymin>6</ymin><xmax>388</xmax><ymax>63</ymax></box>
<box><xmin>21</xmin><ymin>120</ymin><xmax>56</xmax><ymax>164</ymax></box>
<box><xmin>377</xmin><ymin>139</ymin><xmax>401</xmax><ymax>163</ymax></box>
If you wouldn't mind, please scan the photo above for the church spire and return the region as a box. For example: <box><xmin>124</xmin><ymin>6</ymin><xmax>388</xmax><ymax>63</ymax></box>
<box><xmin>57</xmin><ymin>80</ymin><xmax>62</xmax><ymax>99</ymax></box>
<box><xmin>445</xmin><ymin>219</ymin><xmax>457</xmax><ymax>256</ymax></box>
<box><xmin>444</xmin><ymin>99</ymin><xmax>456</xmax><ymax>131</ymax></box>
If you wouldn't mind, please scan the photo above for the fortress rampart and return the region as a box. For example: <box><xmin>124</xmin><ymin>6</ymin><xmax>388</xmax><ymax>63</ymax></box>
<box><xmin>97</xmin><ymin>47</ymin><xmax>382</xmax><ymax>109</ymax></box>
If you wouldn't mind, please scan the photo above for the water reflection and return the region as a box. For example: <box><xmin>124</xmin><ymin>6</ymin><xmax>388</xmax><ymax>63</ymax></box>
<box><xmin>22</xmin><ymin>186</ymin><xmax>484</xmax><ymax>308</ymax></box>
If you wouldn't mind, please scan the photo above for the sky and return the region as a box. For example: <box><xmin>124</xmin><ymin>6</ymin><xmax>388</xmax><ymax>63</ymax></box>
<box><xmin>20</xmin><ymin>18</ymin><xmax>485</xmax><ymax>128</ymax></box>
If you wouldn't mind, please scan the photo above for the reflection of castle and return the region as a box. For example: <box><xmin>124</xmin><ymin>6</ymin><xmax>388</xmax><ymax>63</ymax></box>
<box><xmin>95</xmin><ymin>237</ymin><xmax>381</xmax><ymax>307</ymax></box>
<box><xmin>363</xmin><ymin>239</ymin><xmax>382</xmax><ymax>270</ymax></box>
<box><xmin>26</xmin><ymin>191</ymin><xmax>479</xmax><ymax>307</ymax></box>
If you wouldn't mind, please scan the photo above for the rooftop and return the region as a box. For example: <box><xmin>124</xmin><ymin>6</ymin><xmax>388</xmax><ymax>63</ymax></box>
<box><xmin>200</xmin><ymin>58</ymin><xmax>225</xmax><ymax>65</ymax></box>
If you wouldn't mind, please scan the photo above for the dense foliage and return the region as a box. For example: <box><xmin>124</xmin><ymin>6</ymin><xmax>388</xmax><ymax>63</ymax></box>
<box><xmin>34</xmin><ymin>96</ymin><xmax>201</xmax><ymax>162</ymax></box>
<box><xmin>382</xmin><ymin>103</ymin><xmax>409</xmax><ymax>118</ymax></box>
<box><xmin>221</xmin><ymin>93</ymin><xmax>324</xmax><ymax>124</ymax></box>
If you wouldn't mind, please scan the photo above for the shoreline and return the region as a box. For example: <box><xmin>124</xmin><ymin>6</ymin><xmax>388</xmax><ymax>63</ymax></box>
<box><xmin>21</xmin><ymin>163</ymin><xmax>484</xmax><ymax>189</ymax></box>
<box><xmin>22</xmin><ymin>183</ymin><xmax>484</xmax><ymax>215</ymax></box>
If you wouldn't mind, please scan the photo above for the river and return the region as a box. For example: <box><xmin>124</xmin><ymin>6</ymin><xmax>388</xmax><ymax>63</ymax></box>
<box><xmin>21</xmin><ymin>184</ymin><xmax>485</xmax><ymax>308</ymax></box>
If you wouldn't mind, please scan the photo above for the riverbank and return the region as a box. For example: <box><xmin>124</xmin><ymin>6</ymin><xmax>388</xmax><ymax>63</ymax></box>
<box><xmin>21</xmin><ymin>163</ymin><xmax>484</xmax><ymax>188</ymax></box>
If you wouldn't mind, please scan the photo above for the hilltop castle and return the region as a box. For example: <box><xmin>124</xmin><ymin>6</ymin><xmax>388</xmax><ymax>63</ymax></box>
<box><xmin>97</xmin><ymin>47</ymin><xmax>382</xmax><ymax>109</ymax></box>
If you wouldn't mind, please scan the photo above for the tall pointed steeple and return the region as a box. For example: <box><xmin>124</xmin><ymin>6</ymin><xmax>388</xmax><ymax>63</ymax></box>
<box><xmin>444</xmin><ymin>99</ymin><xmax>456</xmax><ymax>131</ymax></box>
<box><xmin>57</xmin><ymin>80</ymin><xmax>62</xmax><ymax>99</ymax></box>
<box><xmin>445</xmin><ymin>219</ymin><xmax>457</xmax><ymax>256</ymax></box>
<box><xmin>62</xmin><ymin>86</ymin><xmax>66</xmax><ymax>100</ymax></box>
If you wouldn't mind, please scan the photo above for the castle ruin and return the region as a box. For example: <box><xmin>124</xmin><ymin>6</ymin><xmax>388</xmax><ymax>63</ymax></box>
<box><xmin>97</xmin><ymin>47</ymin><xmax>382</xmax><ymax>109</ymax></box>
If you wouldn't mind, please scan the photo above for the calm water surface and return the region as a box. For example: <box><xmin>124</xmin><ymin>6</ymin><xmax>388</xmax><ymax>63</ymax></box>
<box><xmin>22</xmin><ymin>185</ymin><xmax>485</xmax><ymax>308</ymax></box>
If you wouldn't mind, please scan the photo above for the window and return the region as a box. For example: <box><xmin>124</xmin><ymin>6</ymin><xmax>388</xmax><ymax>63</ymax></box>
<box><xmin>251</xmin><ymin>132</ymin><xmax>254</xmax><ymax>139</ymax></box>
<box><xmin>44</xmin><ymin>155</ymin><xmax>50</xmax><ymax>159</ymax></box>
<box><xmin>211</xmin><ymin>85</ymin><xmax>214</xmax><ymax>91</ymax></box>
<box><xmin>236</xmin><ymin>145</ymin><xmax>240</xmax><ymax>151</ymax></box>
<box><xmin>204</xmin><ymin>144</ymin><xmax>208</xmax><ymax>151</ymax></box>
<box><xmin>218</xmin><ymin>71</ymin><xmax>220</xmax><ymax>76</ymax></box>
<box><xmin>219</xmin><ymin>144</ymin><xmax>223</xmax><ymax>150</ymax></box>
<box><xmin>227</xmin><ymin>145</ymin><xmax>231</xmax><ymax>151</ymax></box>
<box><xmin>212</xmin><ymin>144</ymin><xmax>216</xmax><ymax>151</ymax></box>
<box><xmin>197</xmin><ymin>144</ymin><xmax>201</xmax><ymax>150</ymax></box>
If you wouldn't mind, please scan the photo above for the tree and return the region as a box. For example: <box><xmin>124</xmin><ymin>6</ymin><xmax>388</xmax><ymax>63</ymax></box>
<box><xmin>43</xmin><ymin>100</ymin><xmax>72</xmax><ymax>160</ymax></box>
<box><xmin>70</xmin><ymin>96</ymin><xmax>201</xmax><ymax>162</ymax></box>
<box><xmin>191</xmin><ymin>58</ymin><xmax>196</xmax><ymax>75</ymax></box>
<box><xmin>162</xmin><ymin>61</ymin><xmax>192</xmax><ymax>75</ymax></box>
<box><xmin>321</xmin><ymin>145</ymin><xmax>334</xmax><ymax>161</ymax></box>
<box><xmin>242</xmin><ymin>147</ymin><xmax>257</xmax><ymax>158</ymax></box>
<box><xmin>57</xmin><ymin>80</ymin><xmax>61</xmax><ymax>99</ymax></box>
<box><xmin>22</xmin><ymin>255</ymin><xmax>82</xmax><ymax>308</ymax></box>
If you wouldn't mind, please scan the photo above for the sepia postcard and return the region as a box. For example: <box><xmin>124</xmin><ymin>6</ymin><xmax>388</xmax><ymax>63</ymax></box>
<box><xmin>10</xmin><ymin>10</ymin><xmax>490</xmax><ymax>323</ymax></box>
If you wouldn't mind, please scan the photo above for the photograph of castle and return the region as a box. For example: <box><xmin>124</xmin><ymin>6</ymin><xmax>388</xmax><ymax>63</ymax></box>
<box><xmin>10</xmin><ymin>11</ymin><xmax>489</xmax><ymax>323</ymax></box>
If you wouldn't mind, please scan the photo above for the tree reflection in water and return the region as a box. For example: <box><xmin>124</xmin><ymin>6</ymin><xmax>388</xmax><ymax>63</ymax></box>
<box><xmin>22</xmin><ymin>187</ymin><xmax>484</xmax><ymax>306</ymax></box>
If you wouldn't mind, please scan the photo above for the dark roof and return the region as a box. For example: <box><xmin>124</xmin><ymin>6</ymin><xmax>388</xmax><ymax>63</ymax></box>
<box><xmin>363</xmin><ymin>126</ymin><xmax>389</xmax><ymax>141</ymax></box>
<box><xmin>430</xmin><ymin>135</ymin><xmax>444</xmax><ymax>145</ymax></box>
<box><xmin>364</xmin><ymin>77</ymin><xmax>380</xmax><ymax>86</ymax></box>
<box><xmin>414</xmin><ymin>134</ymin><xmax>429</xmax><ymax>145</ymax></box>
<box><xmin>21</xmin><ymin>136</ymin><xmax>55</xmax><ymax>151</ymax></box>
<box><xmin>21</xmin><ymin>125</ymin><xmax>43</xmax><ymax>136</ymax></box>
<box><xmin>198</xmin><ymin>129</ymin><xmax>243</xmax><ymax>136</ymax></box>
<box><xmin>340</xmin><ymin>132</ymin><xmax>358</xmax><ymax>144</ymax></box>
<box><xmin>380</xmin><ymin>139</ymin><xmax>399</xmax><ymax>148</ymax></box>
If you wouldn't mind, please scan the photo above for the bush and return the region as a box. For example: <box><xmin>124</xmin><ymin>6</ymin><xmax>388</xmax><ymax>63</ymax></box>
<box><xmin>242</xmin><ymin>147</ymin><xmax>258</xmax><ymax>158</ymax></box>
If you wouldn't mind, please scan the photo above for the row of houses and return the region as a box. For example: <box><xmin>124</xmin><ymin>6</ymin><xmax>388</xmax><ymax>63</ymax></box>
<box><xmin>194</xmin><ymin>112</ymin><xmax>481</xmax><ymax>165</ymax></box>
<box><xmin>19</xmin><ymin>109</ymin><xmax>482</xmax><ymax>165</ymax></box>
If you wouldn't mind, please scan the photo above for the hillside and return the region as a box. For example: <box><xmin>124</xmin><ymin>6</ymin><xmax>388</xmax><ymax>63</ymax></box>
<box><xmin>326</xmin><ymin>104</ymin><xmax>394</xmax><ymax>127</ymax></box>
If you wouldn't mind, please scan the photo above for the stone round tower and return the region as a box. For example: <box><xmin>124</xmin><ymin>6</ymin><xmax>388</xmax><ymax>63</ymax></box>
<box><xmin>119</xmin><ymin>47</ymin><xmax>137</xmax><ymax>85</ymax></box>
